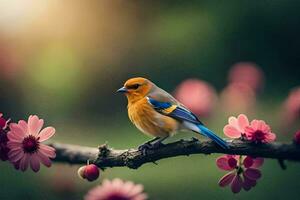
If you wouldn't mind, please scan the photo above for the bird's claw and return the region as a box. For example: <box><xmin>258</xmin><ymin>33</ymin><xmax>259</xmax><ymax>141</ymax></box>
<box><xmin>191</xmin><ymin>137</ymin><xmax>199</xmax><ymax>142</ymax></box>
<box><xmin>138</xmin><ymin>142</ymin><xmax>152</xmax><ymax>151</ymax></box>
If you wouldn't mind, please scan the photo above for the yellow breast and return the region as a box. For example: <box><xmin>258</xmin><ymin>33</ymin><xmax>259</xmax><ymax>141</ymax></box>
<box><xmin>127</xmin><ymin>98</ymin><xmax>179</xmax><ymax>137</ymax></box>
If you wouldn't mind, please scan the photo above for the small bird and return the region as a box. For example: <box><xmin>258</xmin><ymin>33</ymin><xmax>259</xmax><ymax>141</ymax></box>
<box><xmin>117</xmin><ymin>77</ymin><xmax>228</xmax><ymax>149</ymax></box>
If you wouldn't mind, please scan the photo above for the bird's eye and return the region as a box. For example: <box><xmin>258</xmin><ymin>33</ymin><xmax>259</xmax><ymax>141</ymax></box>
<box><xmin>127</xmin><ymin>84</ymin><xmax>140</xmax><ymax>90</ymax></box>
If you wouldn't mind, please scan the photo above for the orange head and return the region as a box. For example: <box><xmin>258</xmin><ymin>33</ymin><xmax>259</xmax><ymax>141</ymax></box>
<box><xmin>117</xmin><ymin>77</ymin><xmax>153</xmax><ymax>103</ymax></box>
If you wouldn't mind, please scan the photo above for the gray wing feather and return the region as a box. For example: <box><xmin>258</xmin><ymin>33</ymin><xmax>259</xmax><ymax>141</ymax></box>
<box><xmin>148</xmin><ymin>83</ymin><xmax>188</xmax><ymax>109</ymax></box>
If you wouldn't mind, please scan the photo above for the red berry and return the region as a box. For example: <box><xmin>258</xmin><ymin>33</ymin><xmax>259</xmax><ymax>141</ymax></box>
<box><xmin>84</xmin><ymin>164</ymin><xmax>100</xmax><ymax>182</ymax></box>
<box><xmin>294</xmin><ymin>130</ymin><xmax>300</xmax><ymax>145</ymax></box>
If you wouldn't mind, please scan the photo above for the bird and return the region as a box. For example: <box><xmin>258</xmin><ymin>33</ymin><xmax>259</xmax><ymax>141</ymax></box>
<box><xmin>117</xmin><ymin>77</ymin><xmax>228</xmax><ymax>150</ymax></box>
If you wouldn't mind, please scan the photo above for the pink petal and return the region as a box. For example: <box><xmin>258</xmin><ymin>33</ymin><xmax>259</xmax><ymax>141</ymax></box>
<box><xmin>39</xmin><ymin>144</ymin><xmax>56</xmax><ymax>158</ymax></box>
<box><xmin>228</xmin><ymin>117</ymin><xmax>238</xmax><ymax>127</ymax></box>
<box><xmin>244</xmin><ymin>168</ymin><xmax>262</xmax><ymax>180</ymax></box>
<box><xmin>135</xmin><ymin>193</ymin><xmax>148</xmax><ymax>200</ymax></box>
<box><xmin>242</xmin><ymin>175</ymin><xmax>256</xmax><ymax>191</ymax></box>
<box><xmin>228</xmin><ymin>157</ymin><xmax>238</xmax><ymax>168</ymax></box>
<box><xmin>38</xmin><ymin>127</ymin><xmax>55</xmax><ymax>142</ymax></box>
<box><xmin>37</xmin><ymin>151</ymin><xmax>52</xmax><ymax>167</ymax></box>
<box><xmin>237</xmin><ymin>114</ymin><xmax>249</xmax><ymax>131</ymax></box>
<box><xmin>254</xmin><ymin>120</ymin><xmax>262</xmax><ymax>130</ymax></box>
<box><xmin>123</xmin><ymin>181</ymin><xmax>136</xmax><ymax>194</ymax></box>
<box><xmin>30</xmin><ymin>154</ymin><xmax>40</xmax><ymax>172</ymax></box>
<box><xmin>250</xmin><ymin>120</ymin><xmax>260</xmax><ymax>130</ymax></box>
<box><xmin>265</xmin><ymin>132</ymin><xmax>276</xmax><ymax>142</ymax></box>
<box><xmin>216</xmin><ymin>156</ymin><xmax>234</xmax><ymax>170</ymax></box>
<box><xmin>8</xmin><ymin>149</ymin><xmax>24</xmax><ymax>162</ymax></box>
<box><xmin>218</xmin><ymin>172</ymin><xmax>235</xmax><ymax>187</ymax></box>
<box><xmin>244</xmin><ymin>126</ymin><xmax>254</xmax><ymax>137</ymax></box>
<box><xmin>9</xmin><ymin>123</ymin><xmax>26</xmax><ymax>138</ymax></box>
<box><xmin>243</xmin><ymin>156</ymin><xmax>254</xmax><ymax>168</ymax></box>
<box><xmin>231</xmin><ymin>175</ymin><xmax>243</xmax><ymax>193</ymax></box>
<box><xmin>19</xmin><ymin>154</ymin><xmax>30</xmax><ymax>171</ymax></box>
<box><xmin>7</xmin><ymin>141</ymin><xmax>22</xmax><ymax>150</ymax></box>
<box><xmin>7</xmin><ymin>133</ymin><xmax>23</xmax><ymax>142</ymax></box>
<box><xmin>8</xmin><ymin>148</ymin><xmax>23</xmax><ymax>158</ymax></box>
<box><xmin>223</xmin><ymin>125</ymin><xmax>241</xmax><ymax>138</ymax></box>
<box><xmin>18</xmin><ymin>120</ymin><xmax>28</xmax><ymax>133</ymax></box>
<box><xmin>128</xmin><ymin>183</ymin><xmax>144</xmax><ymax>197</ymax></box>
<box><xmin>261</xmin><ymin>124</ymin><xmax>271</xmax><ymax>133</ymax></box>
<box><xmin>252</xmin><ymin>158</ymin><xmax>264</xmax><ymax>168</ymax></box>
<box><xmin>257</xmin><ymin>120</ymin><xmax>266</xmax><ymax>130</ymax></box>
<box><xmin>28</xmin><ymin>115</ymin><xmax>44</xmax><ymax>136</ymax></box>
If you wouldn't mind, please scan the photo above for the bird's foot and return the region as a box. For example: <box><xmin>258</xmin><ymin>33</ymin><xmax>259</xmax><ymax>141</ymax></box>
<box><xmin>138</xmin><ymin>142</ymin><xmax>152</xmax><ymax>152</ymax></box>
<box><xmin>138</xmin><ymin>141</ymin><xmax>165</xmax><ymax>155</ymax></box>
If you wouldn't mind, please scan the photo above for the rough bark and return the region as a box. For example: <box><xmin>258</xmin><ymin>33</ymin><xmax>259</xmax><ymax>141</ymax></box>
<box><xmin>50</xmin><ymin>139</ymin><xmax>300</xmax><ymax>169</ymax></box>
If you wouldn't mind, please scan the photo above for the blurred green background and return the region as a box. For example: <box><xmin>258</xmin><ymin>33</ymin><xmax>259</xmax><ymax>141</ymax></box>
<box><xmin>0</xmin><ymin>1</ymin><xmax>300</xmax><ymax>199</ymax></box>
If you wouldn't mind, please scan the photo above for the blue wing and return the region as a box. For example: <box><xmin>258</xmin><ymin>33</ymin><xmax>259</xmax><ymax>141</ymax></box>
<box><xmin>146</xmin><ymin>97</ymin><xmax>203</xmax><ymax>125</ymax></box>
<box><xmin>146</xmin><ymin>97</ymin><xmax>228</xmax><ymax>149</ymax></box>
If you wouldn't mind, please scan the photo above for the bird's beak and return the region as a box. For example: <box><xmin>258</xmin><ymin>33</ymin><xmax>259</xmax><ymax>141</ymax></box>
<box><xmin>116</xmin><ymin>87</ymin><xmax>128</xmax><ymax>93</ymax></box>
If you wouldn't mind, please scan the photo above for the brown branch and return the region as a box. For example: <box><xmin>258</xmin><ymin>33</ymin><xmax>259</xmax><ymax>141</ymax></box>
<box><xmin>50</xmin><ymin>139</ymin><xmax>300</xmax><ymax>169</ymax></box>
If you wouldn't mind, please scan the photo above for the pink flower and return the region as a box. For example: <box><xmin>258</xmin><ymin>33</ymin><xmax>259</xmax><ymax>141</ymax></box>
<box><xmin>174</xmin><ymin>79</ymin><xmax>218</xmax><ymax>117</ymax></box>
<box><xmin>217</xmin><ymin>155</ymin><xmax>264</xmax><ymax>193</ymax></box>
<box><xmin>228</xmin><ymin>62</ymin><xmax>264</xmax><ymax>92</ymax></box>
<box><xmin>0</xmin><ymin>113</ymin><xmax>10</xmax><ymax>161</ymax></box>
<box><xmin>223</xmin><ymin>114</ymin><xmax>249</xmax><ymax>138</ymax></box>
<box><xmin>220</xmin><ymin>83</ymin><xmax>256</xmax><ymax>114</ymax></box>
<box><xmin>282</xmin><ymin>87</ymin><xmax>300</xmax><ymax>125</ymax></box>
<box><xmin>7</xmin><ymin>115</ymin><xmax>56</xmax><ymax>172</ymax></box>
<box><xmin>223</xmin><ymin>114</ymin><xmax>276</xmax><ymax>143</ymax></box>
<box><xmin>245</xmin><ymin>120</ymin><xmax>276</xmax><ymax>143</ymax></box>
<box><xmin>84</xmin><ymin>178</ymin><xmax>148</xmax><ymax>200</ymax></box>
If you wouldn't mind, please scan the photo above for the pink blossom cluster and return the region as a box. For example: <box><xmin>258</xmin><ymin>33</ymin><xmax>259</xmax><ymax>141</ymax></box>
<box><xmin>223</xmin><ymin>114</ymin><xmax>276</xmax><ymax>143</ymax></box>
<box><xmin>216</xmin><ymin>114</ymin><xmax>276</xmax><ymax>193</ymax></box>
<box><xmin>0</xmin><ymin>113</ymin><xmax>56</xmax><ymax>172</ymax></box>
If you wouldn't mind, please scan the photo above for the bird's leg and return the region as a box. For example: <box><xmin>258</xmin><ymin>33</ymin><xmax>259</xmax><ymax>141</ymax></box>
<box><xmin>150</xmin><ymin>136</ymin><xmax>168</xmax><ymax>149</ymax></box>
<box><xmin>147</xmin><ymin>137</ymin><xmax>161</xmax><ymax>144</ymax></box>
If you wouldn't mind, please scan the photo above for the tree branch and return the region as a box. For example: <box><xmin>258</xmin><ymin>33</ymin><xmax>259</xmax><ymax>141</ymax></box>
<box><xmin>50</xmin><ymin>139</ymin><xmax>300</xmax><ymax>169</ymax></box>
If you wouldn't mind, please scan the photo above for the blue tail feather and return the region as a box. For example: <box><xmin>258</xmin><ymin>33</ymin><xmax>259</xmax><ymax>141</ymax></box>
<box><xmin>197</xmin><ymin>125</ymin><xmax>229</xmax><ymax>149</ymax></box>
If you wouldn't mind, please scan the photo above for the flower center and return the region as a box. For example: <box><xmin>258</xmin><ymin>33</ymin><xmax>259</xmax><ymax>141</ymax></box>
<box><xmin>22</xmin><ymin>135</ymin><xmax>39</xmax><ymax>154</ymax></box>
<box><xmin>107</xmin><ymin>195</ymin><xmax>130</xmax><ymax>200</ymax></box>
<box><xmin>237</xmin><ymin>167</ymin><xmax>243</xmax><ymax>175</ymax></box>
<box><xmin>253</xmin><ymin>130</ymin><xmax>265</xmax><ymax>140</ymax></box>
